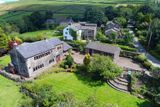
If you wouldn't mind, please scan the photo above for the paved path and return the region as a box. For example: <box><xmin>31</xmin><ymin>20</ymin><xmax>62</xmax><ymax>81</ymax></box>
<box><xmin>133</xmin><ymin>37</ymin><xmax>160</xmax><ymax>67</ymax></box>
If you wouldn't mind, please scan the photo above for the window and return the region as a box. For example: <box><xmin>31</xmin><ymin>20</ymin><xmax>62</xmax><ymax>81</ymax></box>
<box><xmin>34</xmin><ymin>50</ymin><xmax>52</xmax><ymax>60</ymax></box>
<box><xmin>49</xmin><ymin>59</ymin><xmax>54</xmax><ymax>64</ymax></box>
<box><xmin>33</xmin><ymin>64</ymin><xmax>44</xmax><ymax>72</ymax></box>
<box><xmin>65</xmin><ymin>32</ymin><xmax>68</xmax><ymax>35</ymax></box>
<box><xmin>57</xmin><ymin>46</ymin><xmax>62</xmax><ymax>50</ymax></box>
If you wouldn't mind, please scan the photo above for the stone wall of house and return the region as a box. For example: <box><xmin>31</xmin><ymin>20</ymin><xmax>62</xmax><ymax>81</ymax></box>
<box><xmin>10</xmin><ymin>44</ymin><xmax>64</xmax><ymax>78</ymax></box>
<box><xmin>26</xmin><ymin>44</ymin><xmax>63</xmax><ymax>77</ymax></box>
<box><xmin>10</xmin><ymin>49</ymin><xmax>29</xmax><ymax>77</ymax></box>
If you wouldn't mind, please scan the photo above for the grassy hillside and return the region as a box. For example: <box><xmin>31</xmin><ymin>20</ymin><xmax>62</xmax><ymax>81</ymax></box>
<box><xmin>0</xmin><ymin>75</ymin><xmax>22</xmax><ymax>107</ymax></box>
<box><xmin>24</xmin><ymin>72</ymin><xmax>151</xmax><ymax>107</ymax></box>
<box><xmin>0</xmin><ymin>0</ymin><xmax>153</xmax><ymax>22</ymax></box>
<box><xmin>12</xmin><ymin>30</ymin><xmax>62</xmax><ymax>42</ymax></box>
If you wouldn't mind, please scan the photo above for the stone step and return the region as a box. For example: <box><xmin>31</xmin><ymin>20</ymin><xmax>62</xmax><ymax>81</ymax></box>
<box><xmin>108</xmin><ymin>80</ymin><xmax>129</xmax><ymax>93</ymax></box>
<box><xmin>113</xmin><ymin>79</ymin><xmax>128</xmax><ymax>86</ymax></box>
<box><xmin>117</xmin><ymin>77</ymin><xmax>129</xmax><ymax>83</ymax></box>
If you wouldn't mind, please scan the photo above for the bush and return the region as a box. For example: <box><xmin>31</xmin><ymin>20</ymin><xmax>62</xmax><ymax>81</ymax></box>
<box><xmin>61</xmin><ymin>54</ymin><xmax>74</xmax><ymax>69</ymax></box>
<box><xmin>134</xmin><ymin>54</ymin><xmax>153</xmax><ymax>70</ymax></box>
<box><xmin>135</xmin><ymin>54</ymin><xmax>147</xmax><ymax>63</ymax></box>
<box><xmin>143</xmin><ymin>61</ymin><xmax>152</xmax><ymax>69</ymax></box>
<box><xmin>88</xmin><ymin>54</ymin><xmax>123</xmax><ymax>80</ymax></box>
<box><xmin>67</xmin><ymin>40</ymin><xmax>86</xmax><ymax>53</ymax></box>
<box><xmin>117</xmin><ymin>45</ymin><xmax>137</xmax><ymax>52</ymax></box>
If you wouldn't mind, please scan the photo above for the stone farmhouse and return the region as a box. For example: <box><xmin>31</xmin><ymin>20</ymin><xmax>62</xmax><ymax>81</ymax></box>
<box><xmin>86</xmin><ymin>41</ymin><xmax>121</xmax><ymax>61</ymax></box>
<box><xmin>105</xmin><ymin>21</ymin><xmax>121</xmax><ymax>37</ymax></box>
<box><xmin>63</xmin><ymin>22</ymin><xmax>97</xmax><ymax>41</ymax></box>
<box><xmin>9</xmin><ymin>38</ymin><xmax>72</xmax><ymax>77</ymax></box>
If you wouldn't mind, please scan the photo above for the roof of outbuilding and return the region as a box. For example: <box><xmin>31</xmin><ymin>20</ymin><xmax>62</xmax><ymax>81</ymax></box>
<box><xmin>86</xmin><ymin>41</ymin><xmax>120</xmax><ymax>54</ymax></box>
<box><xmin>12</xmin><ymin>38</ymin><xmax>72</xmax><ymax>59</ymax></box>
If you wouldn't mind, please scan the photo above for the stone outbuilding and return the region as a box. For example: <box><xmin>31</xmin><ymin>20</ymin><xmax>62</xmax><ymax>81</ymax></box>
<box><xmin>86</xmin><ymin>41</ymin><xmax>121</xmax><ymax>61</ymax></box>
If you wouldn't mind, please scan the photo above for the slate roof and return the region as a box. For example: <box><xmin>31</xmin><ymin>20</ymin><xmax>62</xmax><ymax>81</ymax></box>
<box><xmin>12</xmin><ymin>38</ymin><xmax>72</xmax><ymax>59</ymax></box>
<box><xmin>105</xmin><ymin>29</ymin><xmax>119</xmax><ymax>35</ymax></box>
<box><xmin>70</xmin><ymin>22</ymin><xmax>97</xmax><ymax>31</ymax></box>
<box><xmin>86</xmin><ymin>41</ymin><xmax>120</xmax><ymax>54</ymax></box>
<box><xmin>62</xmin><ymin>41</ymin><xmax>72</xmax><ymax>52</ymax></box>
<box><xmin>105</xmin><ymin>21</ymin><xmax>120</xmax><ymax>30</ymax></box>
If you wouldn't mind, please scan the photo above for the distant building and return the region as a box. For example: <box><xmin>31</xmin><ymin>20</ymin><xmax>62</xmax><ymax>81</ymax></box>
<box><xmin>9</xmin><ymin>38</ymin><xmax>72</xmax><ymax>77</ymax></box>
<box><xmin>63</xmin><ymin>22</ymin><xmax>97</xmax><ymax>40</ymax></box>
<box><xmin>105</xmin><ymin>21</ymin><xmax>121</xmax><ymax>37</ymax></box>
<box><xmin>86</xmin><ymin>41</ymin><xmax>120</xmax><ymax>61</ymax></box>
<box><xmin>60</xmin><ymin>18</ymin><xmax>74</xmax><ymax>26</ymax></box>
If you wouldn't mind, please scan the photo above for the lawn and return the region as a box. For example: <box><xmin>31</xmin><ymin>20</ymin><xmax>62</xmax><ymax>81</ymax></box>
<box><xmin>24</xmin><ymin>72</ymin><xmax>151</xmax><ymax>107</ymax></box>
<box><xmin>0</xmin><ymin>55</ymin><xmax>10</xmax><ymax>68</ymax></box>
<box><xmin>13</xmin><ymin>30</ymin><xmax>62</xmax><ymax>42</ymax></box>
<box><xmin>0</xmin><ymin>75</ymin><xmax>22</xmax><ymax>107</ymax></box>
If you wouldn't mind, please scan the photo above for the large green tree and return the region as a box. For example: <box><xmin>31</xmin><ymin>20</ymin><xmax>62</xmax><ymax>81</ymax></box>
<box><xmin>88</xmin><ymin>54</ymin><xmax>122</xmax><ymax>80</ymax></box>
<box><xmin>149</xmin><ymin>18</ymin><xmax>160</xmax><ymax>47</ymax></box>
<box><xmin>84</xmin><ymin>7</ymin><xmax>107</xmax><ymax>25</ymax></box>
<box><xmin>0</xmin><ymin>27</ymin><xmax>10</xmax><ymax>50</ymax></box>
<box><xmin>114</xmin><ymin>17</ymin><xmax>127</xmax><ymax>27</ymax></box>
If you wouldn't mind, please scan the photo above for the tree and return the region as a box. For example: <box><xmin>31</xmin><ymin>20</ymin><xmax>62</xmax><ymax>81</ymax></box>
<box><xmin>151</xmin><ymin>67</ymin><xmax>160</xmax><ymax>79</ymax></box>
<box><xmin>29</xmin><ymin>11</ymin><xmax>45</xmax><ymax>29</ymax></box>
<box><xmin>138</xmin><ymin>5</ymin><xmax>153</xmax><ymax>15</ymax></box>
<box><xmin>0</xmin><ymin>27</ymin><xmax>10</xmax><ymax>50</ymax></box>
<box><xmin>114</xmin><ymin>17</ymin><xmax>127</xmax><ymax>27</ymax></box>
<box><xmin>107</xmin><ymin>32</ymin><xmax>118</xmax><ymax>44</ymax></box>
<box><xmin>96</xmin><ymin>30</ymin><xmax>107</xmax><ymax>42</ymax></box>
<box><xmin>122</xmin><ymin>29</ymin><xmax>134</xmax><ymax>46</ymax></box>
<box><xmin>83</xmin><ymin>54</ymin><xmax>91</xmax><ymax>66</ymax></box>
<box><xmin>65</xmin><ymin>54</ymin><xmax>74</xmax><ymax>68</ymax></box>
<box><xmin>8</xmin><ymin>36</ymin><xmax>23</xmax><ymax>49</ymax></box>
<box><xmin>69</xmin><ymin>28</ymin><xmax>77</xmax><ymax>40</ymax></box>
<box><xmin>155</xmin><ymin>93</ymin><xmax>160</xmax><ymax>105</ymax></box>
<box><xmin>88</xmin><ymin>54</ymin><xmax>122</xmax><ymax>80</ymax></box>
<box><xmin>105</xmin><ymin>6</ymin><xmax>118</xmax><ymax>20</ymax></box>
<box><xmin>84</xmin><ymin>7</ymin><xmax>107</xmax><ymax>25</ymax></box>
<box><xmin>149</xmin><ymin>18</ymin><xmax>160</xmax><ymax>47</ymax></box>
<box><xmin>45</xmin><ymin>11</ymin><xmax>53</xmax><ymax>19</ymax></box>
<box><xmin>32</xmin><ymin>83</ymin><xmax>57</xmax><ymax>107</ymax></box>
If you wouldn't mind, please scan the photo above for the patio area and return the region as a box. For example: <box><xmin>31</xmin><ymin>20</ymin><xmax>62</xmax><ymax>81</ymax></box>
<box><xmin>115</xmin><ymin>57</ymin><xmax>144</xmax><ymax>71</ymax></box>
<box><xmin>71</xmin><ymin>51</ymin><xmax>85</xmax><ymax>64</ymax></box>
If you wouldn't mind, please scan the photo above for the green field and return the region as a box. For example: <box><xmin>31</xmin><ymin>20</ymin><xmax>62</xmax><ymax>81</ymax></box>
<box><xmin>24</xmin><ymin>72</ymin><xmax>151</xmax><ymax>107</ymax></box>
<box><xmin>0</xmin><ymin>75</ymin><xmax>22</xmax><ymax>107</ymax></box>
<box><xmin>13</xmin><ymin>30</ymin><xmax>62</xmax><ymax>42</ymax></box>
<box><xmin>0</xmin><ymin>0</ymin><xmax>153</xmax><ymax>22</ymax></box>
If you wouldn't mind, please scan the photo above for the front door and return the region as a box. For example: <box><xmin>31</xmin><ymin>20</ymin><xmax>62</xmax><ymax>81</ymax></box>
<box><xmin>56</xmin><ymin>55</ymin><xmax>61</xmax><ymax>63</ymax></box>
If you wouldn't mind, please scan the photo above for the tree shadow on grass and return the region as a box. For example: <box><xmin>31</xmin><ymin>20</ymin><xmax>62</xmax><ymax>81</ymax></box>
<box><xmin>74</xmin><ymin>73</ymin><xmax>105</xmax><ymax>87</ymax></box>
<box><xmin>136</xmin><ymin>101</ymin><xmax>155</xmax><ymax>107</ymax></box>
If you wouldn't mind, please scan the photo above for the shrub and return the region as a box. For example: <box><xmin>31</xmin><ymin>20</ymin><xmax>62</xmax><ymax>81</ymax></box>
<box><xmin>143</xmin><ymin>61</ymin><xmax>152</xmax><ymax>69</ymax></box>
<box><xmin>69</xmin><ymin>28</ymin><xmax>77</xmax><ymax>40</ymax></box>
<box><xmin>117</xmin><ymin>45</ymin><xmax>137</xmax><ymax>52</ymax></box>
<box><xmin>67</xmin><ymin>40</ymin><xmax>86</xmax><ymax>53</ymax></box>
<box><xmin>61</xmin><ymin>54</ymin><xmax>74</xmax><ymax>69</ymax></box>
<box><xmin>88</xmin><ymin>54</ymin><xmax>123</xmax><ymax>80</ymax></box>
<box><xmin>135</xmin><ymin>54</ymin><xmax>147</xmax><ymax>63</ymax></box>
